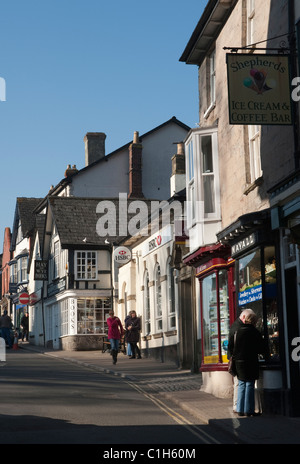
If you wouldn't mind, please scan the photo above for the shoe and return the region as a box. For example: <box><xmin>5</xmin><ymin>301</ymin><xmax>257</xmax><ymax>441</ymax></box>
<box><xmin>237</xmin><ymin>412</ymin><xmax>245</xmax><ymax>416</ymax></box>
<box><xmin>129</xmin><ymin>356</ymin><xmax>136</xmax><ymax>359</ymax></box>
<box><xmin>137</xmin><ymin>355</ymin><xmax>142</xmax><ymax>359</ymax></box>
<box><xmin>246</xmin><ymin>412</ymin><xmax>261</xmax><ymax>417</ymax></box>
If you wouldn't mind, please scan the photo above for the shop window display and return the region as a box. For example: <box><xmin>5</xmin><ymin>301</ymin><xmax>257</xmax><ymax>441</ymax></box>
<box><xmin>202</xmin><ymin>270</ymin><xmax>230</xmax><ymax>364</ymax></box>
<box><xmin>77</xmin><ymin>298</ymin><xmax>111</xmax><ymax>334</ymax></box>
<box><xmin>237</xmin><ymin>246</ymin><xmax>279</xmax><ymax>361</ymax></box>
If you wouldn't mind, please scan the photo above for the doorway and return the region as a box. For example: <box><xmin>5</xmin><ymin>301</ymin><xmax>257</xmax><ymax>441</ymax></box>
<box><xmin>180</xmin><ymin>278</ymin><xmax>195</xmax><ymax>370</ymax></box>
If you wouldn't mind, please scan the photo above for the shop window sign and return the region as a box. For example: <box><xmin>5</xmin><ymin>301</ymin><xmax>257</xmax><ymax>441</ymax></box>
<box><xmin>238</xmin><ymin>283</ymin><xmax>262</xmax><ymax>306</ymax></box>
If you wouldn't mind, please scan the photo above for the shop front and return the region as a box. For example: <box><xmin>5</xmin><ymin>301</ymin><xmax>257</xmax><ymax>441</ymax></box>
<box><xmin>44</xmin><ymin>291</ymin><xmax>112</xmax><ymax>351</ymax></box>
<box><xmin>269</xmin><ymin>174</ymin><xmax>300</xmax><ymax>416</ymax></box>
<box><xmin>184</xmin><ymin>209</ymin><xmax>285</xmax><ymax>410</ymax></box>
<box><xmin>184</xmin><ymin>243</ymin><xmax>235</xmax><ymax>397</ymax></box>
<box><xmin>217</xmin><ymin>209</ymin><xmax>285</xmax><ymax>414</ymax></box>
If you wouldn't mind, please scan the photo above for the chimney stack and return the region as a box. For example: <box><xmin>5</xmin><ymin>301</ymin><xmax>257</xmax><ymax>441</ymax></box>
<box><xmin>128</xmin><ymin>131</ymin><xmax>144</xmax><ymax>199</ymax></box>
<box><xmin>84</xmin><ymin>132</ymin><xmax>106</xmax><ymax>166</ymax></box>
<box><xmin>170</xmin><ymin>142</ymin><xmax>186</xmax><ymax>196</ymax></box>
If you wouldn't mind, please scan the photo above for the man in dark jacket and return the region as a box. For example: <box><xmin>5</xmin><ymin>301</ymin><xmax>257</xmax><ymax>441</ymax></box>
<box><xmin>228</xmin><ymin>308</ymin><xmax>255</xmax><ymax>412</ymax></box>
<box><xmin>234</xmin><ymin>311</ymin><xmax>265</xmax><ymax>416</ymax></box>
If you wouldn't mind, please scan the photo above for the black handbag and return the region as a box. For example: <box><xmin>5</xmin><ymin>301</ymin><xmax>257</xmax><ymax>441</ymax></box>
<box><xmin>228</xmin><ymin>332</ymin><xmax>237</xmax><ymax>376</ymax></box>
<box><xmin>228</xmin><ymin>356</ymin><xmax>236</xmax><ymax>376</ymax></box>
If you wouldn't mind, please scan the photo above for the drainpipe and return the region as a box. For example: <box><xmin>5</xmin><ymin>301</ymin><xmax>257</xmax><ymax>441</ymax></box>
<box><xmin>41</xmin><ymin>285</ymin><xmax>46</xmax><ymax>348</ymax></box>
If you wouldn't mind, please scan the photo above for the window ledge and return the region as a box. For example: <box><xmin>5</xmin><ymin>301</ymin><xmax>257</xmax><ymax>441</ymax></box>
<box><xmin>243</xmin><ymin>176</ymin><xmax>264</xmax><ymax>195</ymax></box>
<box><xmin>152</xmin><ymin>332</ymin><xmax>163</xmax><ymax>339</ymax></box>
<box><xmin>164</xmin><ymin>330</ymin><xmax>177</xmax><ymax>337</ymax></box>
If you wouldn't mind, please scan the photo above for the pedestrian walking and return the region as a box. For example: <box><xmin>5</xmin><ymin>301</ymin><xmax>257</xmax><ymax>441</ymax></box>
<box><xmin>233</xmin><ymin>311</ymin><xmax>265</xmax><ymax>417</ymax></box>
<box><xmin>228</xmin><ymin>308</ymin><xmax>255</xmax><ymax>412</ymax></box>
<box><xmin>106</xmin><ymin>310</ymin><xmax>124</xmax><ymax>365</ymax></box>
<box><xmin>21</xmin><ymin>312</ymin><xmax>29</xmax><ymax>342</ymax></box>
<box><xmin>124</xmin><ymin>312</ymin><xmax>133</xmax><ymax>356</ymax></box>
<box><xmin>0</xmin><ymin>310</ymin><xmax>13</xmax><ymax>349</ymax></box>
<box><xmin>125</xmin><ymin>310</ymin><xmax>141</xmax><ymax>359</ymax></box>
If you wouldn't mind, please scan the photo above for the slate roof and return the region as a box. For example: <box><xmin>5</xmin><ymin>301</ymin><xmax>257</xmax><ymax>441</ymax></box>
<box><xmin>17</xmin><ymin>197</ymin><xmax>43</xmax><ymax>236</ymax></box>
<box><xmin>48</xmin><ymin>196</ymin><xmax>156</xmax><ymax>248</ymax></box>
<box><xmin>34</xmin><ymin>116</ymin><xmax>190</xmax><ymax>213</ymax></box>
<box><xmin>11</xmin><ymin>197</ymin><xmax>44</xmax><ymax>252</ymax></box>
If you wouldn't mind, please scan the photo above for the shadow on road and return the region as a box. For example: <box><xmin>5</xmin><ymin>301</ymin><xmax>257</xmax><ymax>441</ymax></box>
<box><xmin>0</xmin><ymin>412</ymin><xmax>232</xmax><ymax>444</ymax></box>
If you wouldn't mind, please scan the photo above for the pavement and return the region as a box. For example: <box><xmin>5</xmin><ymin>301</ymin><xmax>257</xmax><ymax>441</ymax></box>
<box><xmin>13</xmin><ymin>342</ymin><xmax>300</xmax><ymax>444</ymax></box>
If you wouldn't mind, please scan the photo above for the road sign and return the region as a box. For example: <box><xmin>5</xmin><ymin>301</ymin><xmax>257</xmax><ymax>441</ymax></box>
<box><xmin>29</xmin><ymin>292</ymin><xmax>38</xmax><ymax>305</ymax></box>
<box><xmin>19</xmin><ymin>292</ymin><xmax>29</xmax><ymax>305</ymax></box>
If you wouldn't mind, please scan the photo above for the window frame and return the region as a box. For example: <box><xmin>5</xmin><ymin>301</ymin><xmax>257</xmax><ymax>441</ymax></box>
<box><xmin>247</xmin><ymin>0</ymin><xmax>255</xmax><ymax>46</ymax></box>
<box><xmin>18</xmin><ymin>256</ymin><xmax>28</xmax><ymax>283</ymax></box>
<box><xmin>167</xmin><ymin>257</ymin><xmax>176</xmax><ymax>330</ymax></box>
<box><xmin>143</xmin><ymin>270</ymin><xmax>151</xmax><ymax>335</ymax></box>
<box><xmin>209</xmin><ymin>49</ymin><xmax>216</xmax><ymax>106</ymax></box>
<box><xmin>248</xmin><ymin>124</ymin><xmax>262</xmax><ymax>182</ymax></box>
<box><xmin>75</xmin><ymin>250</ymin><xmax>98</xmax><ymax>281</ymax></box>
<box><xmin>155</xmin><ymin>263</ymin><xmax>162</xmax><ymax>332</ymax></box>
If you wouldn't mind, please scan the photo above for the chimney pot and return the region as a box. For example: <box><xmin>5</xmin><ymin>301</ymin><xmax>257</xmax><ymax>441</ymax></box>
<box><xmin>64</xmin><ymin>164</ymin><xmax>79</xmax><ymax>178</ymax></box>
<box><xmin>177</xmin><ymin>142</ymin><xmax>184</xmax><ymax>155</ymax></box>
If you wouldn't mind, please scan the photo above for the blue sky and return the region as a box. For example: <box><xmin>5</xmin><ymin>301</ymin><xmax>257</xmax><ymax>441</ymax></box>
<box><xmin>0</xmin><ymin>0</ymin><xmax>206</xmax><ymax>241</ymax></box>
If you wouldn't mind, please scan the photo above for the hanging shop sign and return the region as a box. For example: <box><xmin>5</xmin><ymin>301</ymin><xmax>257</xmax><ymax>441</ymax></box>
<box><xmin>34</xmin><ymin>260</ymin><xmax>48</xmax><ymax>280</ymax></box>
<box><xmin>226</xmin><ymin>53</ymin><xmax>292</xmax><ymax>125</ymax></box>
<box><xmin>113</xmin><ymin>246</ymin><xmax>132</xmax><ymax>264</ymax></box>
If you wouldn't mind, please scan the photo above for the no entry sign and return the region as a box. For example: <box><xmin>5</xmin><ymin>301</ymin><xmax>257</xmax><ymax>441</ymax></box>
<box><xmin>19</xmin><ymin>292</ymin><xmax>29</xmax><ymax>305</ymax></box>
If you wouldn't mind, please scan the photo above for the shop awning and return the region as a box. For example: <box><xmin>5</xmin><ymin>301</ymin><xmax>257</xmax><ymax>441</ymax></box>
<box><xmin>217</xmin><ymin>209</ymin><xmax>270</xmax><ymax>244</ymax></box>
<box><xmin>183</xmin><ymin>242</ymin><xmax>229</xmax><ymax>267</ymax></box>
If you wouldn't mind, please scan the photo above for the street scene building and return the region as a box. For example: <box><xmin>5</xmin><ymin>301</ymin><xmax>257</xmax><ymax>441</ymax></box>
<box><xmin>180</xmin><ymin>0</ymin><xmax>300</xmax><ymax>416</ymax></box>
<box><xmin>1</xmin><ymin>0</ymin><xmax>300</xmax><ymax>419</ymax></box>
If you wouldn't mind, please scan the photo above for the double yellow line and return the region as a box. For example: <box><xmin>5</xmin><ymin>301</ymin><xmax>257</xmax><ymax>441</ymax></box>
<box><xmin>127</xmin><ymin>381</ymin><xmax>221</xmax><ymax>445</ymax></box>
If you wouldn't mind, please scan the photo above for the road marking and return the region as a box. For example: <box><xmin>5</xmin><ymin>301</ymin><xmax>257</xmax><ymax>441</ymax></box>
<box><xmin>127</xmin><ymin>381</ymin><xmax>221</xmax><ymax>444</ymax></box>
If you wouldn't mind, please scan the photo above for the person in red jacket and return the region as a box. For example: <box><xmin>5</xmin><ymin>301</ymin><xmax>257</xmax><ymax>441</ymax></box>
<box><xmin>106</xmin><ymin>310</ymin><xmax>124</xmax><ymax>364</ymax></box>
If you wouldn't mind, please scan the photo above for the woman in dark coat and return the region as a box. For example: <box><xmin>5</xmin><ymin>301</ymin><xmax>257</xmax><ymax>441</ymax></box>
<box><xmin>234</xmin><ymin>311</ymin><xmax>265</xmax><ymax>417</ymax></box>
<box><xmin>125</xmin><ymin>310</ymin><xmax>141</xmax><ymax>359</ymax></box>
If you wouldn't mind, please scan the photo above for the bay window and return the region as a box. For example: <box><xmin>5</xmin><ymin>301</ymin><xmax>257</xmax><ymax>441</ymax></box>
<box><xmin>77</xmin><ymin>297</ymin><xmax>111</xmax><ymax>334</ymax></box>
<box><xmin>185</xmin><ymin>128</ymin><xmax>220</xmax><ymax>228</ymax></box>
